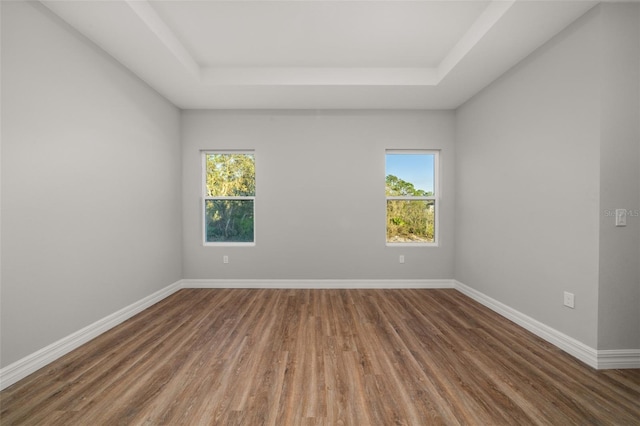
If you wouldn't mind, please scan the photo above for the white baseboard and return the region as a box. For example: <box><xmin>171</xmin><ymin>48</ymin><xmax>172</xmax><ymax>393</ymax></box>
<box><xmin>453</xmin><ymin>280</ymin><xmax>640</xmax><ymax>370</ymax></box>
<box><xmin>182</xmin><ymin>279</ymin><xmax>455</xmax><ymax>289</ymax></box>
<box><xmin>596</xmin><ymin>349</ymin><xmax>640</xmax><ymax>369</ymax></box>
<box><xmin>0</xmin><ymin>280</ymin><xmax>182</xmax><ymax>391</ymax></box>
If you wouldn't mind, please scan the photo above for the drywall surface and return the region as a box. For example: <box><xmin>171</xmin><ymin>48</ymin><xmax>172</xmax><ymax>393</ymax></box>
<box><xmin>182</xmin><ymin>110</ymin><xmax>455</xmax><ymax>279</ymax></box>
<box><xmin>597</xmin><ymin>3</ymin><xmax>640</xmax><ymax>350</ymax></box>
<box><xmin>1</xmin><ymin>2</ymin><xmax>182</xmax><ymax>367</ymax></box>
<box><xmin>455</xmin><ymin>7</ymin><xmax>602</xmax><ymax>347</ymax></box>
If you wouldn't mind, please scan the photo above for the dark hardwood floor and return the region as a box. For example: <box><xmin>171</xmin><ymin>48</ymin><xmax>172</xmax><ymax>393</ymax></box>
<box><xmin>1</xmin><ymin>289</ymin><xmax>639</xmax><ymax>425</ymax></box>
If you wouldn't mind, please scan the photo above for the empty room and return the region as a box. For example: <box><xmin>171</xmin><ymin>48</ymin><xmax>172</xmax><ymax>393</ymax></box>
<box><xmin>1</xmin><ymin>0</ymin><xmax>639</xmax><ymax>424</ymax></box>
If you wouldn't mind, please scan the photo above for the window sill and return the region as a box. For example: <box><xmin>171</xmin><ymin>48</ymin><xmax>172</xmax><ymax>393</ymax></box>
<box><xmin>386</xmin><ymin>242</ymin><xmax>438</xmax><ymax>248</ymax></box>
<box><xmin>203</xmin><ymin>242</ymin><xmax>256</xmax><ymax>247</ymax></box>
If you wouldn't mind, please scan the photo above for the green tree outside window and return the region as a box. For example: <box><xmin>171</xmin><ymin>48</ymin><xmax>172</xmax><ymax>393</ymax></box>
<box><xmin>385</xmin><ymin>152</ymin><xmax>437</xmax><ymax>244</ymax></box>
<box><xmin>204</xmin><ymin>153</ymin><xmax>255</xmax><ymax>243</ymax></box>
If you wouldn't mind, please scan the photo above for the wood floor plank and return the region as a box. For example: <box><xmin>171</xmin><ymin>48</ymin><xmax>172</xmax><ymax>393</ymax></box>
<box><xmin>1</xmin><ymin>288</ymin><xmax>639</xmax><ymax>425</ymax></box>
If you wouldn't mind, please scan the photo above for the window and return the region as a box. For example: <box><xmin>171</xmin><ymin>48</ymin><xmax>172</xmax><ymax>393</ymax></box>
<box><xmin>203</xmin><ymin>151</ymin><xmax>255</xmax><ymax>245</ymax></box>
<box><xmin>385</xmin><ymin>150</ymin><xmax>438</xmax><ymax>245</ymax></box>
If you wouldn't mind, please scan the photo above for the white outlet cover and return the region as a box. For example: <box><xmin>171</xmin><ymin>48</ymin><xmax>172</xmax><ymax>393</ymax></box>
<box><xmin>563</xmin><ymin>291</ymin><xmax>575</xmax><ymax>308</ymax></box>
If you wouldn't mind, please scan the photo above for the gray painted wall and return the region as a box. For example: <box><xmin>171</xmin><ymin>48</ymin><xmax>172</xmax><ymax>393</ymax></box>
<box><xmin>456</xmin><ymin>5</ymin><xmax>640</xmax><ymax>350</ymax></box>
<box><xmin>455</xmin><ymin>7</ymin><xmax>602</xmax><ymax>347</ymax></box>
<box><xmin>1</xmin><ymin>2</ymin><xmax>182</xmax><ymax>367</ymax></box>
<box><xmin>597</xmin><ymin>4</ymin><xmax>640</xmax><ymax>350</ymax></box>
<box><xmin>182</xmin><ymin>110</ymin><xmax>455</xmax><ymax>280</ymax></box>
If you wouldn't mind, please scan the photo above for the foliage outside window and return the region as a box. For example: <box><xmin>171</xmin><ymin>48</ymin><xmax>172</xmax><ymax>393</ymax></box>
<box><xmin>203</xmin><ymin>152</ymin><xmax>255</xmax><ymax>244</ymax></box>
<box><xmin>386</xmin><ymin>151</ymin><xmax>437</xmax><ymax>245</ymax></box>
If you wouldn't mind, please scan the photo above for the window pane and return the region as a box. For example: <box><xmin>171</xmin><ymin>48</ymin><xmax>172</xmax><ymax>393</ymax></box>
<box><xmin>385</xmin><ymin>153</ymin><xmax>434</xmax><ymax>196</ymax></box>
<box><xmin>205</xmin><ymin>199</ymin><xmax>254</xmax><ymax>243</ymax></box>
<box><xmin>386</xmin><ymin>200</ymin><xmax>435</xmax><ymax>243</ymax></box>
<box><xmin>206</xmin><ymin>153</ymin><xmax>255</xmax><ymax>197</ymax></box>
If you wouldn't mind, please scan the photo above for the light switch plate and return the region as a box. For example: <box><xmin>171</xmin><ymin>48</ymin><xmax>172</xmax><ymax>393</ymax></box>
<box><xmin>615</xmin><ymin>209</ymin><xmax>627</xmax><ymax>227</ymax></box>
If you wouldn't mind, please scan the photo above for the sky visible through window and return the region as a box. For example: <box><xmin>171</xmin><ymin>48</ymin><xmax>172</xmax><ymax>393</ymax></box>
<box><xmin>385</xmin><ymin>153</ymin><xmax>434</xmax><ymax>194</ymax></box>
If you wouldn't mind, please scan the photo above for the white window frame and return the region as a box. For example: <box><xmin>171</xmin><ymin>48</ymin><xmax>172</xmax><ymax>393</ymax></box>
<box><xmin>202</xmin><ymin>150</ymin><xmax>256</xmax><ymax>247</ymax></box>
<box><xmin>385</xmin><ymin>149</ymin><xmax>439</xmax><ymax>247</ymax></box>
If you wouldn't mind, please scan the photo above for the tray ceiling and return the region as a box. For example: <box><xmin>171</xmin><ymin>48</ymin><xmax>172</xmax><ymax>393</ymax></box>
<box><xmin>41</xmin><ymin>0</ymin><xmax>597</xmax><ymax>109</ymax></box>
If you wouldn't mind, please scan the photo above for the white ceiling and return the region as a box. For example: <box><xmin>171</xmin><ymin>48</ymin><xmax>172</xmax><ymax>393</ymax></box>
<box><xmin>41</xmin><ymin>0</ymin><xmax>597</xmax><ymax>110</ymax></box>
<box><xmin>152</xmin><ymin>1</ymin><xmax>490</xmax><ymax>68</ymax></box>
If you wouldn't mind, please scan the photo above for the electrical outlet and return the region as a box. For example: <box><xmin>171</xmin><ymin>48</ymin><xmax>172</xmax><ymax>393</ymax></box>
<box><xmin>399</xmin><ymin>255</ymin><xmax>405</xmax><ymax>264</ymax></box>
<box><xmin>563</xmin><ymin>291</ymin><xmax>575</xmax><ymax>308</ymax></box>
<box><xmin>223</xmin><ymin>255</ymin><xmax>229</xmax><ymax>264</ymax></box>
